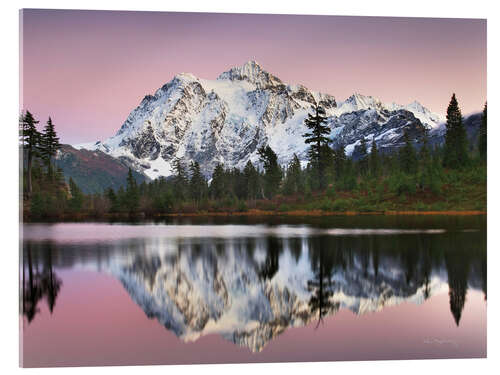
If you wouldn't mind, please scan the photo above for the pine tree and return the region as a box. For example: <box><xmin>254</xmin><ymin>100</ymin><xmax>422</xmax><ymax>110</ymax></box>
<box><xmin>399</xmin><ymin>131</ymin><xmax>417</xmax><ymax>174</ymax></box>
<box><xmin>189</xmin><ymin>161</ymin><xmax>206</xmax><ymax>204</ymax></box>
<box><xmin>333</xmin><ymin>144</ymin><xmax>346</xmax><ymax>180</ymax></box>
<box><xmin>419</xmin><ymin>130</ymin><xmax>431</xmax><ymax>167</ymax></box>
<box><xmin>125</xmin><ymin>168</ymin><xmax>140</xmax><ymax>213</ymax></box>
<box><xmin>20</xmin><ymin>111</ymin><xmax>41</xmax><ymax>197</ymax></box>
<box><xmin>358</xmin><ymin>138</ymin><xmax>369</xmax><ymax>176</ymax></box>
<box><xmin>172</xmin><ymin>158</ymin><xmax>189</xmax><ymax>201</ymax></box>
<box><xmin>210</xmin><ymin>163</ymin><xmax>226</xmax><ymax>200</ymax></box>
<box><xmin>257</xmin><ymin>145</ymin><xmax>282</xmax><ymax>199</ymax></box>
<box><xmin>303</xmin><ymin>103</ymin><xmax>331</xmax><ymax>189</ymax></box>
<box><xmin>68</xmin><ymin>177</ymin><xmax>84</xmax><ymax>212</ymax></box>
<box><xmin>106</xmin><ymin>187</ymin><xmax>119</xmax><ymax>213</ymax></box>
<box><xmin>243</xmin><ymin>160</ymin><xmax>259</xmax><ymax>202</ymax></box>
<box><xmin>443</xmin><ymin>94</ymin><xmax>468</xmax><ymax>168</ymax></box>
<box><xmin>479</xmin><ymin>102</ymin><xmax>487</xmax><ymax>162</ymax></box>
<box><xmin>40</xmin><ymin>117</ymin><xmax>61</xmax><ymax>178</ymax></box>
<box><xmin>283</xmin><ymin>154</ymin><xmax>303</xmax><ymax>195</ymax></box>
<box><xmin>369</xmin><ymin>139</ymin><xmax>380</xmax><ymax>178</ymax></box>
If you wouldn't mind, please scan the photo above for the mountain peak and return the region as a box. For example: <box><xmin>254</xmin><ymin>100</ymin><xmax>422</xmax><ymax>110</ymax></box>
<box><xmin>173</xmin><ymin>72</ymin><xmax>199</xmax><ymax>82</ymax></box>
<box><xmin>407</xmin><ymin>100</ymin><xmax>426</xmax><ymax>112</ymax></box>
<box><xmin>217</xmin><ymin>60</ymin><xmax>281</xmax><ymax>86</ymax></box>
<box><xmin>342</xmin><ymin>93</ymin><xmax>381</xmax><ymax>112</ymax></box>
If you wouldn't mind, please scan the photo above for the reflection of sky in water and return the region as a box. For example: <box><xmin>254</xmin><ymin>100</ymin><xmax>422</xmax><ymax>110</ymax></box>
<box><xmin>22</xmin><ymin>223</ymin><xmax>446</xmax><ymax>243</ymax></box>
<box><xmin>21</xmin><ymin>223</ymin><xmax>486</xmax><ymax>367</ymax></box>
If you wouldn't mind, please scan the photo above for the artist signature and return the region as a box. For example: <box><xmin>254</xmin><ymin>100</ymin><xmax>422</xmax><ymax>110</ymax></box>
<box><xmin>423</xmin><ymin>338</ymin><xmax>459</xmax><ymax>348</ymax></box>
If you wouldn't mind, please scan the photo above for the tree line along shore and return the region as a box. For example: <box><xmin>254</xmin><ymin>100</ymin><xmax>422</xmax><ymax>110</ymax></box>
<box><xmin>20</xmin><ymin>94</ymin><xmax>487</xmax><ymax>221</ymax></box>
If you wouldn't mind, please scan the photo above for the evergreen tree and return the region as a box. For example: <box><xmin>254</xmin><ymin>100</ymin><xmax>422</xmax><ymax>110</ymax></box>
<box><xmin>257</xmin><ymin>145</ymin><xmax>282</xmax><ymax>199</ymax></box>
<box><xmin>283</xmin><ymin>154</ymin><xmax>303</xmax><ymax>195</ymax></box>
<box><xmin>419</xmin><ymin>130</ymin><xmax>431</xmax><ymax>167</ymax></box>
<box><xmin>243</xmin><ymin>160</ymin><xmax>259</xmax><ymax>201</ymax></box>
<box><xmin>303</xmin><ymin>103</ymin><xmax>331</xmax><ymax>189</ymax></box>
<box><xmin>369</xmin><ymin>139</ymin><xmax>380</xmax><ymax>178</ymax></box>
<box><xmin>68</xmin><ymin>177</ymin><xmax>84</xmax><ymax>212</ymax></box>
<box><xmin>40</xmin><ymin>117</ymin><xmax>61</xmax><ymax>178</ymax></box>
<box><xmin>479</xmin><ymin>102</ymin><xmax>487</xmax><ymax>162</ymax></box>
<box><xmin>125</xmin><ymin>168</ymin><xmax>140</xmax><ymax>213</ymax></box>
<box><xmin>231</xmin><ymin>168</ymin><xmax>246</xmax><ymax>200</ymax></box>
<box><xmin>399</xmin><ymin>131</ymin><xmax>417</xmax><ymax>174</ymax></box>
<box><xmin>189</xmin><ymin>161</ymin><xmax>206</xmax><ymax>203</ymax></box>
<box><xmin>210</xmin><ymin>163</ymin><xmax>226</xmax><ymax>200</ymax></box>
<box><xmin>443</xmin><ymin>94</ymin><xmax>468</xmax><ymax>168</ymax></box>
<box><xmin>20</xmin><ymin>111</ymin><xmax>41</xmax><ymax>197</ymax></box>
<box><xmin>172</xmin><ymin>158</ymin><xmax>189</xmax><ymax>200</ymax></box>
<box><xmin>106</xmin><ymin>187</ymin><xmax>119</xmax><ymax>213</ymax></box>
<box><xmin>358</xmin><ymin>138</ymin><xmax>369</xmax><ymax>176</ymax></box>
<box><xmin>333</xmin><ymin>144</ymin><xmax>346</xmax><ymax>180</ymax></box>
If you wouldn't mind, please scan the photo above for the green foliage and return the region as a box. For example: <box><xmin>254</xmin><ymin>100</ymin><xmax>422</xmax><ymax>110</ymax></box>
<box><xmin>278</xmin><ymin>203</ymin><xmax>292</xmax><ymax>212</ymax></box>
<box><xmin>443</xmin><ymin>94</ymin><xmax>469</xmax><ymax>168</ymax></box>
<box><xmin>40</xmin><ymin>117</ymin><xmax>61</xmax><ymax>176</ymax></box>
<box><xmin>333</xmin><ymin>144</ymin><xmax>346</xmax><ymax>180</ymax></box>
<box><xmin>330</xmin><ymin>198</ymin><xmax>351</xmax><ymax>211</ymax></box>
<box><xmin>22</xmin><ymin>92</ymin><xmax>487</xmax><ymax>219</ymax></box>
<box><xmin>124</xmin><ymin>168</ymin><xmax>140</xmax><ymax>213</ymax></box>
<box><xmin>369</xmin><ymin>139</ymin><xmax>380</xmax><ymax>178</ymax></box>
<box><xmin>258</xmin><ymin>145</ymin><xmax>282</xmax><ymax>199</ymax></box>
<box><xmin>189</xmin><ymin>161</ymin><xmax>207</xmax><ymax>203</ymax></box>
<box><xmin>20</xmin><ymin>111</ymin><xmax>42</xmax><ymax>196</ymax></box>
<box><xmin>283</xmin><ymin>154</ymin><xmax>303</xmax><ymax>195</ymax></box>
<box><xmin>237</xmin><ymin>200</ymin><xmax>248</xmax><ymax>212</ymax></box>
<box><xmin>326</xmin><ymin>185</ymin><xmax>336</xmax><ymax>199</ymax></box>
<box><xmin>479</xmin><ymin>102</ymin><xmax>487</xmax><ymax>162</ymax></box>
<box><xmin>172</xmin><ymin>158</ymin><xmax>189</xmax><ymax>200</ymax></box>
<box><xmin>303</xmin><ymin>104</ymin><xmax>330</xmax><ymax>189</ymax></box>
<box><xmin>68</xmin><ymin>177</ymin><xmax>84</xmax><ymax>212</ymax></box>
<box><xmin>243</xmin><ymin>160</ymin><xmax>260</xmax><ymax>201</ymax></box>
<box><xmin>399</xmin><ymin>131</ymin><xmax>417</xmax><ymax>174</ymax></box>
<box><xmin>357</xmin><ymin>138</ymin><xmax>369</xmax><ymax>176</ymax></box>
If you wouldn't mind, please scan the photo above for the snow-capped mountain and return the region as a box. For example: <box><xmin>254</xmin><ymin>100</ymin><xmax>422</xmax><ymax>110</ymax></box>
<box><xmin>75</xmin><ymin>61</ymin><xmax>445</xmax><ymax>179</ymax></box>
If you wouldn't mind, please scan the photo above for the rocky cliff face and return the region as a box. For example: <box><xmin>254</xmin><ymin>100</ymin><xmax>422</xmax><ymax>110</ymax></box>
<box><xmin>75</xmin><ymin>61</ymin><xmax>445</xmax><ymax>179</ymax></box>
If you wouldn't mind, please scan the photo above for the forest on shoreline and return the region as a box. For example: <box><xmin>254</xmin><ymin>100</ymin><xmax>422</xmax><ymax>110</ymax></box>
<box><xmin>20</xmin><ymin>94</ymin><xmax>487</xmax><ymax>221</ymax></box>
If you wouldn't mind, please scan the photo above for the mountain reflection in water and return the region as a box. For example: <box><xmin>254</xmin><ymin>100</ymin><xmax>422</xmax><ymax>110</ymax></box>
<box><xmin>22</xmin><ymin>224</ymin><xmax>486</xmax><ymax>353</ymax></box>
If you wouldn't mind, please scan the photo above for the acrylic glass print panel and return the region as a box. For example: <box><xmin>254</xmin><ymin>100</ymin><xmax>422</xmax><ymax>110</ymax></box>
<box><xmin>19</xmin><ymin>9</ymin><xmax>486</xmax><ymax>368</ymax></box>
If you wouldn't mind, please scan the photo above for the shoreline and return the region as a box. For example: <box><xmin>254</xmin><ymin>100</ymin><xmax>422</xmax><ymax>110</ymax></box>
<box><xmin>23</xmin><ymin>209</ymin><xmax>487</xmax><ymax>223</ymax></box>
<box><xmin>158</xmin><ymin>209</ymin><xmax>486</xmax><ymax>217</ymax></box>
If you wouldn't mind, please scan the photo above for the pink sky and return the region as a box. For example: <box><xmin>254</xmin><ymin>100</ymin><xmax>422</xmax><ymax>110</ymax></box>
<box><xmin>20</xmin><ymin>10</ymin><xmax>486</xmax><ymax>144</ymax></box>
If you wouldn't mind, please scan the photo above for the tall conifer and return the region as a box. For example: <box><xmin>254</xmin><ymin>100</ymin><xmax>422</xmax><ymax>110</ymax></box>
<box><xmin>20</xmin><ymin>111</ymin><xmax>41</xmax><ymax>197</ymax></box>
<box><xmin>303</xmin><ymin>103</ymin><xmax>331</xmax><ymax>189</ymax></box>
<box><xmin>40</xmin><ymin>117</ymin><xmax>61</xmax><ymax>177</ymax></box>
<box><xmin>479</xmin><ymin>102</ymin><xmax>487</xmax><ymax>162</ymax></box>
<box><xmin>370</xmin><ymin>139</ymin><xmax>380</xmax><ymax>178</ymax></box>
<box><xmin>443</xmin><ymin>94</ymin><xmax>468</xmax><ymax>168</ymax></box>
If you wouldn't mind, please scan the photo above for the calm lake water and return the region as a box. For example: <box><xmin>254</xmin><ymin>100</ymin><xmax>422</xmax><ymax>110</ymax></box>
<box><xmin>20</xmin><ymin>216</ymin><xmax>487</xmax><ymax>367</ymax></box>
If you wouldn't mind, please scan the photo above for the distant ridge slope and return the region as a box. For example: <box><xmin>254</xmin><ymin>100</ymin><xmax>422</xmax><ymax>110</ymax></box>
<box><xmin>55</xmin><ymin>144</ymin><xmax>149</xmax><ymax>194</ymax></box>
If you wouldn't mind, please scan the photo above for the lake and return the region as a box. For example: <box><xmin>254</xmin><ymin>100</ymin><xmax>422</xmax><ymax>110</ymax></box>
<box><xmin>20</xmin><ymin>215</ymin><xmax>487</xmax><ymax>367</ymax></box>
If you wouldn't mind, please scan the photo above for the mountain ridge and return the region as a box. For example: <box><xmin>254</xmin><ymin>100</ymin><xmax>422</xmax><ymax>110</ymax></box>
<box><xmin>74</xmin><ymin>61</ymin><xmax>448</xmax><ymax>180</ymax></box>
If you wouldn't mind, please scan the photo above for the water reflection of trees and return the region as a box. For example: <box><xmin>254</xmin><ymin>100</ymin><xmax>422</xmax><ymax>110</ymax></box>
<box><xmin>21</xmin><ymin>229</ymin><xmax>486</xmax><ymax>329</ymax></box>
<box><xmin>307</xmin><ymin>237</ymin><xmax>338</xmax><ymax>327</ymax></box>
<box><xmin>22</xmin><ymin>242</ymin><xmax>62</xmax><ymax>323</ymax></box>
<box><xmin>299</xmin><ymin>232</ymin><xmax>485</xmax><ymax>327</ymax></box>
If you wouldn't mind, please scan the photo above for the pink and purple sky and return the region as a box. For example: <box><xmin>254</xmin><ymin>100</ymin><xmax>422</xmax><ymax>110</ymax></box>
<box><xmin>20</xmin><ymin>9</ymin><xmax>486</xmax><ymax>144</ymax></box>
